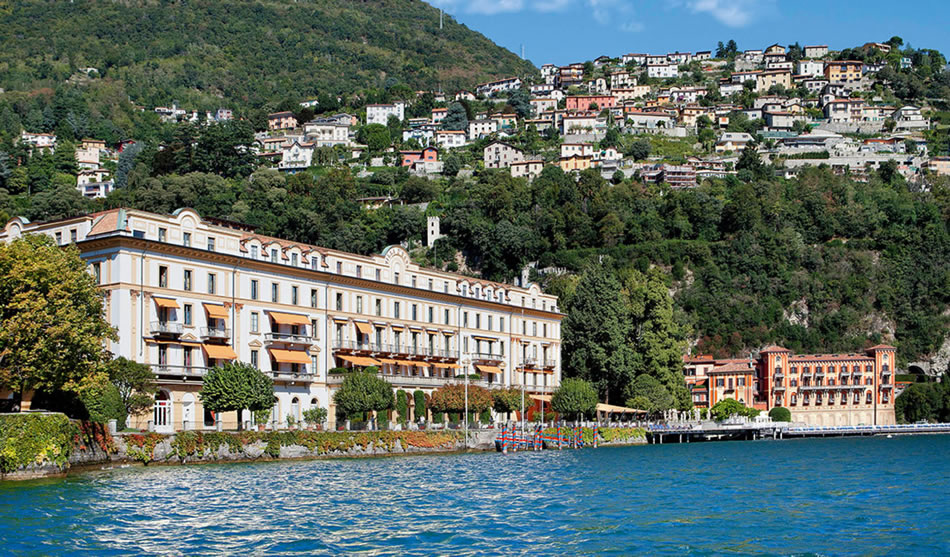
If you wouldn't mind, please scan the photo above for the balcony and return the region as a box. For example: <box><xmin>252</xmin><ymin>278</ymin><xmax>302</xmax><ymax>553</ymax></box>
<box><xmin>332</xmin><ymin>340</ymin><xmax>457</xmax><ymax>359</ymax></box>
<box><xmin>200</xmin><ymin>326</ymin><xmax>230</xmax><ymax>340</ymax></box>
<box><xmin>773</xmin><ymin>385</ymin><xmax>785</xmax><ymax>391</ymax></box>
<box><xmin>473</xmin><ymin>352</ymin><xmax>504</xmax><ymax>363</ymax></box>
<box><xmin>773</xmin><ymin>373</ymin><xmax>784</xmax><ymax>381</ymax></box>
<box><xmin>150</xmin><ymin>321</ymin><xmax>183</xmax><ymax>335</ymax></box>
<box><xmin>150</xmin><ymin>364</ymin><xmax>207</xmax><ymax>378</ymax></box>
<box><xmin>269</xmin><ymin>370</ymin><xmax>317</xmax><ymax>383</ymax></box>
<box><xmin>265</xmin><ymin>332</ymin><xmax>313</xmax><ymax>345</ymax></box>
<box><xmin>542</xmin><ymin>359</ymin><xmax>557</xmax><ymax>369</ymax></box>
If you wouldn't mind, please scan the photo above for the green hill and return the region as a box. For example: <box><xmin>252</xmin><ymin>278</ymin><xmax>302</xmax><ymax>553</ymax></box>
<box><xmin>0</xmin><ymin>0</ymin><xmax>534</xmax><ymax>119</ymax></box>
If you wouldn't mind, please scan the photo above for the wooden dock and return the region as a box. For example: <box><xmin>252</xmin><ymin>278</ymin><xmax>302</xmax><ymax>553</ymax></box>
<box><xmin>646</xmin><ymin>422</ymin><xmax>950</xmax><ymax>444</ymax></box>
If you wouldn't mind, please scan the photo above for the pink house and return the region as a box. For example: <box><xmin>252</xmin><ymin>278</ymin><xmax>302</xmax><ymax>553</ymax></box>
<box><xmin>565</xmin><ymin>95</ymin><xmax>617</xmax><ymax>112</ymax></box>
<box><xmin>400</xmin><ymin>147</ymin><xmax>439</xmax><ymax>167</ymax></box>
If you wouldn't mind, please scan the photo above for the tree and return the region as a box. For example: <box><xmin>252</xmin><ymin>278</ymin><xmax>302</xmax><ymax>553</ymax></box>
<box><xmin>551</xmin><ymin>378</ymin><xmax>598</xmax><ymax>422</ymax></box>
<box><xmin>623</xmin><ymin>374</ymin><xmax>673</xmax><ymax>417</ymax></box>
<box><xmin>332</xmin><ymin>369</ymin><xmax>395</xmax><ymax>421</ymax></box>
<box><xmin>0</xmin><ymin>235</ymin><xmax>117</xmax><ymax>408</ymax></box>
<box><xmin>114</xmin><ymin>141</ymin><xmax>143</xmax><ymax>189</ymax></box>
<box><xmin>895</xmin><ymin>382</ymin><xmax>940</xmax><ymax>423</ymax></box>
<box><xmin>200</xmin><ymin>362</ymin><xmax>273</xmax><ymax>429</ymax></box>
<box><xmin>508</xmin><ymin>88</ymin><xmax>533</xmax><ymax>120</ymax></box>
<box><xmin>413</xmin><ymin>389</ymin><xmax>426</xmax><ymax>422</ymax></box>
<box><xmin>736</xmin><ymin>144</ymin><xmax>766</xmax><ymax>180</ymax></box>
<box><xmin>562</xmin><ymin>263</ymin><xmax>634</xmax><ymax>403</ymax></box>
<box><xmin>626</xmin><ymin>138</ymin><xmax>651</xmax><ymax>160</ymax></box>
<box><xmin>442</xmin><ymin>102</ymin><xmax>468</xmax><ymax>131</ymax></box>
<box><xmin>492</xmin><ymin>387</ymin><xmax>523</xmax><ymax>420</ymax></box>
<box><xmin>429</xmin><ymin>383</ymin><xmax>492</xmax><ymax>414</ymax></box>
<box><xmin>104</xmin><ymin>357</ymin><xmax>156</xmax><ymax>429</ymax></box>
<box><xmin>396</xmin><ymin>389</ymin><xmax>409</xmax><ymax>425</ymax></box>
<box><xmin>710</xmin><ymin>398</ymin><xmax>759</xmax><ymax>421</ymax></box>
<box><xmin>357</xmin><ymin>124</ymin><xmax>391</xmax><ymax>153</ymax></box>
<box><xmin>768</xmin><ymin>407</ymin><xmax>791</xmax><ymax>422</ymax></box>
<box><xmin>78</xmin><ymin>372</ymin><xmax>125</xmax><ymax>425</ymax></box>
<box><xmin>443</xmin><ymin>153</ymin><xmax>462</xmax><ymax>177</ymax></box>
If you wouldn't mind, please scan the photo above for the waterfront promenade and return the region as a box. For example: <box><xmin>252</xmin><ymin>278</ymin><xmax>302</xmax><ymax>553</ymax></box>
<box><xmin>646</xmin><ymin>420</ymin><xmax>950</xmax><ymax>443</ymax></box>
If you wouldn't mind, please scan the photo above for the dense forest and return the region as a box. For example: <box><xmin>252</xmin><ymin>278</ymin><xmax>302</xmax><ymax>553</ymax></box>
<box><xmin>0</xmin><ymin>0</ymin><xmax>535</xmax><ymax>139</ymax></box>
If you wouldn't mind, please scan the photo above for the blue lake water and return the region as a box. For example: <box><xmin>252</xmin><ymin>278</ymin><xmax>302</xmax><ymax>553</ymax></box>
<box><xmin>2</xmin><ymin>435</ymin><xmax>949</xmax><ymax>555</ymax></box>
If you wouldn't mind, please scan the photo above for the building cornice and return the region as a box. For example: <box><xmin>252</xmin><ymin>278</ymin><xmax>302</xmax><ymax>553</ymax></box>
<box><xmin>79</xmin><ymin>235</ymin><xmax>564</xmax><ymax>321</ymax></box>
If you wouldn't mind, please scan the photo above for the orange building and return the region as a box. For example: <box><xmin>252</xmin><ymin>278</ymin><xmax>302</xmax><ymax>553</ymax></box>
<box><xmin>684</xmin><ymin>355</ymin><xmax>755</xmax><ymax>408</ymax></box>
<box><xmin>824</xmin><ymin>61</ymin><xmax>863</xmax><ymax>84</ymax></box>
<box><xmin>564</xmin><ymin>95</ymin><xmax>617</xmax><ymax>112</ymax></box>
<box><xmin>758</xmin><ymin>345</ymin><xmax>896</xmax><ymax>426</ymax></box>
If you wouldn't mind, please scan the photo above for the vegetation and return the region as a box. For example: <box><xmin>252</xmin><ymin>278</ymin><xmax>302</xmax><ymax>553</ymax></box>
<box><xmin>104</xmin><ymin>357</ymin><xmax>156</xmax><ymax>429</ymax></box>
<box><xmin>396</xmin><ymin>390</ymin><xmax>409</xmax><ymax>426</ymax></box>
<box><xmin>0</xmin><ymin>413</ymin><xmax>79</xmax><ymax>474</ymax></box>
<box><xmin>332</xmin><ymin>369</ymin><xmax>394</xmax><ymax>421</ymax></box>
<box><xmin>895</xmin><ymin>375</ymin><xmax>950</xmax><ymax>423</ymax></box>
<box><xmin>199</xmin><ymin>362</ymin><xmax>274</xmax><ymax>429</ymax></box>
<box><xmin>77</xmin><ymin>373</ymin><xmax>125</xmax><ymax>426</ymax></box>
<box><xmin>710</xmin><ymin>398</ymin><xmax>760</xmax><ymax>422</ymax></box>
<box><xmin>768</xmin><ymin>407</ymin><xmax>792</xmax><ymax>422</ymax></box>
<box><xmin>428</xmin><ymin>383</ymin><xmax>493</xmax><ymax>415</ymax></box>
<box><xmin>302</xmin><ymin>407</ymin><xmax>328</xmax><ymax>428</ymax></box>
<box><xmin>0</xmin><ymin>235</ymin><xmax>116</xmax><ymax>407</ymax></box>
<box><xmin>491</xmin><ymin>387</ymin><xmax>524</xmax><ymax>420</ymax></box>
<box><xmin>413</xmin><ymin>390</ymin><xmax>426</xmax><ymax>423</ymax></box>
<box><xmin>551</xmin><ymin>378</ymin><xmax>598</xmax><ymax>421</ymax></box>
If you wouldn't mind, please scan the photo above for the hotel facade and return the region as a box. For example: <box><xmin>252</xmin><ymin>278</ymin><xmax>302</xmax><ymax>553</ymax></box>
<box><xmin>686</xmin><ymin>345</ymin><xmax>897</xmax><ymax>426</ymax></box>
<box><xmin>0</xmin><ymin>208</ymin><xmax>563</xmax><ymax>432</ymax></box>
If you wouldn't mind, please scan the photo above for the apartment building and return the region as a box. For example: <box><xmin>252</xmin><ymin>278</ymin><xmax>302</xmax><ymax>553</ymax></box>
<box><xmin>824</xmin><ymin>61</ymin><xmax>863</xmax><ymax>85</ymax></box>
<box><xmin>366</xmin><ymin>102</ymin><xmax>406</xmax><ymax>126</ymax></box>
<box><xmin>0</xmin><ymin>208</ymin><xmax>563</xmax><ymax>432</ymax></box>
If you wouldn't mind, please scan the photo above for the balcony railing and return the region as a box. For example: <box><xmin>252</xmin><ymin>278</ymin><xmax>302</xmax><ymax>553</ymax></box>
<box><xmin>326</xmin><ymin>373</ymin><xmax>500</xmax><ymax>389</ymax></box>
<box><xmin>265</xmin><ymin>332</ymin><xmax>313</xmax><ymax>345</ymax></box>
<box><xmin>269</xmin><ymin>370</ymin><xmax>317</xmax><ymax>382</ymax></box>
<box><xmin>150</xmin><ymin>321</ymin><xmax>183</xmax><ymax>335</ymax></box>
<box><xmin>150</xmin><ymin>364</ymin><xmax>207</xmax><ymax>377</ymax></box>
<box><xmin>542</xmin><ymin>359</ymin><xmax>557</xmax><ymax>368</ymax></box>
<box><xmin>773</xmin><ymin>373</ymin><xmax>785</xmax><ymax>381</ymax></box>
<box><xmin>473</xmin><ymin>352</ymin><xmax>504</xmax><ymax>362</ymax></box>
<box><xmin>201</xmin><ymin>327</ymin><xmax>230</xmax><ymax>340</ymax></box>
<box><xmin>332</xmin><ymin>340</ymin><xmax>457</xmax><ymax>359</ymax></box>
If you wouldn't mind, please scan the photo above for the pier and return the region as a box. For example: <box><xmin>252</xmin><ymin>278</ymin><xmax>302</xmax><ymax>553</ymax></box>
<box><xmin>646</xmin><ymin>422</ymin><xmax>950</xmax><ymax>444</ymax></box>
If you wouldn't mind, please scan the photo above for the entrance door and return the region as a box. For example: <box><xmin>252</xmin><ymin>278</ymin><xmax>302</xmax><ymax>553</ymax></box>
<box><xmin>153</xmin><ymin>391</ymin><xmax>173</xmax><ymax>433</ymax></box>
<box><xmin>181</xmin><ymin>393</ymin><xmax>196</xmax><ymax>430</ymax></box>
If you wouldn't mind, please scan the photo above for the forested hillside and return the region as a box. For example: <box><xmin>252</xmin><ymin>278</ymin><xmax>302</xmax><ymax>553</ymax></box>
<box><xmin>0</xmin><ymin>0</ymin><xmax>534</xmax><ymax>136</ymax></box>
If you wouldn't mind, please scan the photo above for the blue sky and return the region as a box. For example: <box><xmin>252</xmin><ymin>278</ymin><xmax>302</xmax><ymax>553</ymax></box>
<box><xmin>428</xmin><ymin>0</ymin><xmax>949</xmax><ymax>67</ymax></box>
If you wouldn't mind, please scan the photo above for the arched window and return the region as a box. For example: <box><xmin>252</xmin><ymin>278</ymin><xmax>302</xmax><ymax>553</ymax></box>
<box><xmin>291</xmin><ymin>397</ymin><xmax>300</xmax><ymax>422</ymax></box>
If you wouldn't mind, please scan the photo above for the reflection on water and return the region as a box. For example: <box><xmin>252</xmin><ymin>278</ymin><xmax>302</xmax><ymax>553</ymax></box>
<box><xmin>1</xmin><ymin>436</ymin><xmax>949</xmax><ymax>555</ymax></box>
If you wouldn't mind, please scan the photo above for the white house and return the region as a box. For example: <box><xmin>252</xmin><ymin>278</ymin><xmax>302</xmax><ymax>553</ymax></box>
<box><xmin>647</xmin><ymin>63</ymin><xmax>679</xmax><ymax>79</ymax></box>
<box><xmin>278</xmin><ymin>140</ymin><xmax>315</xmax><ymax>171</ymax></box>
<box><xmin>468</xmin><ymin>119</ymin><xmax>499</xmax><ymax>141</ymax></box>
<box><xmin>797</xmin><ymin>60</ymin><xmax>825</xmax><ymax>78</ymax></box>
<box><xmin>303</xmin><ymin>119</ymin><xmax>350</xmax><ymax>147</ymax></box>
<box><xmin>366</xmin><ymin>102</ymin><xmax>405</xmax><ymax>126</ymax></box>
<box><xmin>475</xmin><ymin>77</ymin><xmax>522</xmax><ymax>96</ymax></box>
<box><xmin>715</xmin><ymin>132</ymin><xmax>754</xmax><ymax>153</ymax></box>
<box><xmin>435</xmin><ymin>130</ymin><xmax>467</xmax><ymax>149</ymax></box>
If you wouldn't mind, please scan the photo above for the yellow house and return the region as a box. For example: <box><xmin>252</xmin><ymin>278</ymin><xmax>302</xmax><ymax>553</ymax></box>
<box><xmin>824</xmin><ymin>61</ymin><xmax>863</xmax><ymax>84</ymax></box>
<box><xmin>559</xmin><ymin>154</ymin><xmax>592</xmax><ymax>172</ymax></box>
<box><xmin>755</xmin><ymin>70</ymin><xmax>791</xmax><ymax>93</ymax></box>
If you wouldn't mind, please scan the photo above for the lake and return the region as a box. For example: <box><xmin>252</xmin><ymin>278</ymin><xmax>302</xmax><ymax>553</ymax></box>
<box><xmin>2</xmin><ymin>435</ymin><xmax>948</xmax><ymax>555</ymax></box>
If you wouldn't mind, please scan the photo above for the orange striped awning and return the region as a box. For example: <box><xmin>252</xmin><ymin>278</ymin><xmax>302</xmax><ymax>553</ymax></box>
<box><xmin>379</xmin><ymin>358</ymin><xmax>398</xmax><ymax>365</ymax></box>
<box><xmin>432</xmin><ymin>362</ymin><xmax>461</xmax><ymax>369</ymax></box>
<box><xmin>202</xmin><ymin>344</ymin><xmax>237</xmax><ymax>360</ymax></box>
<box><xmin>475</xmin><ymin>364</ymin><xmax>502</xmax><ymax>375</ymax></box>
<box><xmin>153</xmin><ymin>297</ymin><xmax>179</xmax><ymax>309</ymax></box>
<box><xmin>203</xmin><ymin>303</ymin><xmax>229</xmax><ymax>319</ymax></box>
<box><xmin>338</xmin><ymin>355</ymin><xmax>381</xmax><ymax>367</ymax></box>
<box><xmin>354</xmin><ymin>322</ymin><xmax>374</xmax><ymax>335</ymax></box>
<box><xmin>269</xmin><ymin>348</ymin><xmax>311</xmax><ymax>364</ymax></box>
<box><xmin>268</xmin><ymin>311</ymin><xmax>310</xmax><ymax>326</ymax></box>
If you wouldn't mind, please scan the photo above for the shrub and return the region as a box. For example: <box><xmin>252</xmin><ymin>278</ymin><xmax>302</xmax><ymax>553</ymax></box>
<box><xmin>479</xmin><ymin>409</ymin><xmax>491</xmax><ymax>423</ymax></box>
<box><xmin>432</xmin><ymin>411</ymin><xmax>444</xmax><ymax>424</ymax></box>
<box><xmin>0</xmin><ymin>413</ymin><xmax>79</xmax><ymax>473</ymax></box>
<box><xmin>710</xmin><ymin>398</ymin><xmax>759</xmax><ymax>422</ymax></box>
<box><xmin>551</xmin><ymin>378</ymin><xmax>598</xmax><ymax>421</ymax></box>
<box><xmin>429</xmin><ymin>384</ymin><xmax>492</xmax><ymax>414</ymax></box>
<box><xmin>78</xmin><ymin>373</ymin><xmax>126</xmax><ymax>425</ymax></box>
<box><xmin>413</xmin><ymin>390</ymin><xmax>426</xmax><ymax>422</ymax></box>
<box><xmin>200</xmin><ymin>362</ymin><xmax>273</xmax><ymax>430</ymax></box>
<box><xmin>769</xmin><ymin>407</ymin><xmax>792</xmax><ymax>422</ymax></box>
<box><xmin>302</xmin><ymin>407</ymin><xmax>328</xmax><ymax>427</ymax></box>
<box><xmin>396</xmin><ymin>390</ymin><xmax>409</xmax><ymax>425</ymax></box>
<box><xmin>332</xmin><ymin>371</ymin><xmax>394</xmax><ymax>420</ymax></box>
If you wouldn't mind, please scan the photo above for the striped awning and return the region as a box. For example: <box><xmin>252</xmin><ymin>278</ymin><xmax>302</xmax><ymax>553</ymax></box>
<box><xmin>202</xmin><ymin>344</ymin><xmax>237</xmax><ymax>360</ymax></box>
<box><xmin>268</xmin><ymin>311</ymin><xmax>310</xmax><ymax>326</ymax></box>
<box><xmin>153</xmin><ymin>297</ymin><xmax>179</xmax><ymax>309</ymax></box>
<box><xmin>269</xmin><ymin>349</ymin><xmax>311</xmax><ymax>364</ymax></box>
<box><xmin>354</xmin><ymin>322</ymin><xmax>374</xmax><ymax>335</ymax></box>
<box><xmin>432</xmin><ymin>362</ymin><xmax>461</xmax><ymax>369</ymax></box>
<box><xmin>203</xmin><ymin>303</ymin><xmax>229</xmax><ymax>319</ymax></box>
<box><xmin>337</xmin><ymin>355</ymin><xmax>381</xmax><ymax>367</ymax></box>
<box><xmin>475</xmin><ymin>364</ymin><xmax>502</xmax><ymax>375</ymax></box>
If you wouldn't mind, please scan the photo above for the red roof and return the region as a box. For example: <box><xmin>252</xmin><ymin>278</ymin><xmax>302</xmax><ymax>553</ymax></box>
<box><xmin>760</xmin><ymin>345</ymin><xmax>789</xmax><ymax>353</ymax></box>
<box><xmin>867</xmin><ymin>344</ymin><xmax>896</xmax><ymax>350</ymax></box>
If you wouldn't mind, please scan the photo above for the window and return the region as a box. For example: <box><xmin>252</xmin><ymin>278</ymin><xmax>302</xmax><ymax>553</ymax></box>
<box><xmin>394</xmin><ymin>272</ymin><xmax>400</xmax><ymax>284</ymax></box>
<box><xmin>311</xmin><ymin>258</ymin><xmax>319</xmax><ymax>270</ymax></box>
<box><xmin>356</xmin><ymin>265</ymin><xmax>362</xmax><ymax>278</ymax></box>
<box><xmin>55</xmin><ymin>232</ymin><xmax>62</xmax><ymax>244</ymax></box>
<box><xmin>428</xmin><ymin>279</ymin><xmax>433</xmax><ymax>290</ymax></box>
<box><xmin>543</xmin><ymin>323</ymin><xmax>548</xmax><ymax>337</ymax></box>
<box><xmin>250</xmin><ymin>245</ymin><xmax>258</xmax><ymax>259</ymax></box>
<box><xmin>375</xmin><ymin>269</ymin><xmax>381</xmax><ymax>281</ymax></box>
<box><xmin>336</xmin><ymin>293</ymin><xmax>343</xmax><ymax>312</ymax></box>
<box><xmin>183</xmin><ymin>232</ymin><xmax>191</xmax><ymax>247</ymax></box>
<box><xmin>716</xmin><ymin>378</ymin><xmax>725</xmax><ymax>387</ymax></box>
<box><xmin>428</xmin><ymin>307</ymin><xmax>434</xmax><ymax>323</ymax></box>
<box><xmin>184</xmin><ymin>347</ymin><xmax>192</xmax><ymax>368</ymax></box>
<box><xmin>463</xmin><ymin>312</ymin><xmax>469</xmax><ymax>327</ymax></box>
<box><xmin>412</xmin><ymin>276</ymin><xmax>417</xmax><ymax>288</ymax></box>
<box><xmin>533</xmin><ymin>322</ymin><xmax>538</xmax><ymax>336</ymax></box>
<box><xmin>393</xmin><ymin>301</ymin><xmax>400</xmax><ymax>319</ymax></box>
<box><xmin>336</xmin><ymin>262</ymin><xmax>342</xmax><ymax>274</ymax></box>
<box><xmin>444</xmin><ymin>309</ymin><xmax>450</xmax><ymax>325</ymax></box>
<box><xmin>207</xmin><ymin>237</ymin><xmax>215</xmax><ymax>251</ymax></box>
<box><xmin>311</xmin><ymin>289</ymin><xmax>319</xmax><ymax>309</ymax></box>
<box><xmin>250</xmin><ymin>312</ymin><xmax>259</xmax><ymax>333</ymax></box>
<box><xmin>444</xmin><ymin>282</ymin><xmax>449</xmax><ymax>293</ymax></box>
<box><xmin>251</xmin><ymin>280</ymin><xmax>259</xmax><ymax>300</ymax></box>
<box><xmin>158</xmin><ymin>266</ymin><xmax>168</xmax><ymax>288</ymax></box>
<box><xmin>183</xmin><ymin>270</ymin><xmax>192</xmax><ymax>291</ymax></box>
<box><xmin>500</xmin><ymin>317</ymin><xmax>505</xmax><ymax>332</ymax></box>
<box><xmin>475</xmin><ymin>314</ymin><xmax>481</xmax><ymax>329</ymax></box>
<box><xmin>356</xmin><ymin>296</ymin><xmax>363</xmax><ymax>314</ymax></box>
<box><xmin>311</xmin><ymin>319</ymin><xmax>319</xmax><ymax>340</ymax></box>
<box><xmin>270</xmin><ymin>249</ymin><xmax>278</xmax><ymax>263</ymax></box>
<box><xmin>207</xmin><ymin>273</ymin><xmax>216</xmax><ymax>294</ymax></box>
<box><xmin>158</xmin><ymin>228</ymin><xmax>166</xmax><ymax>242</ymax></box>
<box><xmin>70</xmin><ymin>229</ymin><xmax>77</xmax><ymax>243</ymax></box>
<box><xmin>291</xmin><ymin>286</ymin><xmax>299</xmax><ymax>305</ymax></box>
<box><xmin>412</xmin><ymin>304</ymin><xmax>418</xmax><ymax>321</ymax></box>
<box><xmin>250</xmin><ymin>350</ymin><xmax>259</xmax><ymax>368</ymax></box>
<box><xmin>866</xmin><ymin>392</ymin><xmax>872</xmax><ymax>404</ymax></box>
<box><xmin>271</xmin><ymin>283</ymin><xmax>279</xmax><ymax>303</ymax></box>
<box><xmin>375</xmin><ymin>299</ymin><xmax>382</xmax><ymax>316</ymax></box>
<box><xmin>92</xmin><ymin>262</ymin><xmax>101</xmax><ymax>284</ymax></box>
<box><xmin>183</xmin><ymin>304</ymin><xmax>193</xmax><ymax>326</ymax></box>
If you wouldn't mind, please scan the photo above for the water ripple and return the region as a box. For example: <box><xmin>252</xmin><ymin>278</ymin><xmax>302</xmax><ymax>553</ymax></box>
<box><xmin>1</xmin><ymin>436</ymin><xmax>949</xmax><ymax>555</ymax></box>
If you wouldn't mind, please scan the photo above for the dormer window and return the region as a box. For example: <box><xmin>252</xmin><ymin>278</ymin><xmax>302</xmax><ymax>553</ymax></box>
<box><xmin>270</xmin><ymin>249</ymin><xmax>278</xmax><ymax>263</ymax></box>
<box><xmin>250</xmin><ymin>245</ymin><xmax>258</xmax><ymax>259</ymax></box>
<box><xmin>291</xmin><ymin>253</ymin><xmax>298</xmax><ymax>266</ymax></box>
<box><xmin>312</xmin><ymin>258</ymin><xmax>319</xmax><ymax>270</ymax></box>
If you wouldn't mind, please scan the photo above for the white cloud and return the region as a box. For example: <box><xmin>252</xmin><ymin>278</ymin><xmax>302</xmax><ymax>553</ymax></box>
<box><xmin>532</xmin><ymin>0</ymin><xmax>572</xmax><ymax>12</ymax></box>
<box><xmin>429</xmin><ymin>0</ymin><xmax>524</xmax><ymax>15</ymax></box>
<box><xmin>687</xmin><ymin>0</ymin><xmax>767</xmax><ymax>27</ymax></box>
<box><xmin>430</xmin><ymin>0</ymin><xmax>644</xmax><ymax>33</ymax></box>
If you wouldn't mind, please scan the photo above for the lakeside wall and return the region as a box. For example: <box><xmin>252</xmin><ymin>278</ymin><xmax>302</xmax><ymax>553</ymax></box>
<box><xmin>1</xmin><ymin>414</ymin><xmax>648</xmax><ymax>481</ymax></box>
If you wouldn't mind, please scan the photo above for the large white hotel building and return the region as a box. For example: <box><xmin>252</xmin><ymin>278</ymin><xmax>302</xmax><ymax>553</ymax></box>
<box><xmin>1</xmin><ymin>208</ymin><xmax>563</xmax><ymax>431</ymax></box>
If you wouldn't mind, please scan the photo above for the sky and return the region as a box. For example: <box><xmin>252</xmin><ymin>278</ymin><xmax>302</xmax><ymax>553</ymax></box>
<box><xmin>427</xmin><ymin>0</ymin><xmax>950</xmax><ymax>67</ymax></box>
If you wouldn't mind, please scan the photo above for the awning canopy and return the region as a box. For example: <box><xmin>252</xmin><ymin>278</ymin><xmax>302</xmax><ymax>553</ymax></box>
<box><xmin>473</xmin><ymin>336</ymin><xmax>498</xmax><ymax>343</ymax></box>
<box><xmin>442</xmin><ymin>330</ymin><xmax>456</xmax><ymax>336</ymax></box>
<box><xmin>475</xmin><ymin>364</ymin><xmax>502</xmax><ymax>375</ymax></box>
<box><xmin>153</xmin><ymin>297</ymin><xmax>179</xmax><ymax>309</ymax></box>
<box><xmin>530</xmin><ymin>394</ymin><xmax>552</xmax><ymax>403</ymax></box>
<box><xmin>595</xmin><ymin>403</ymin><xmax>646</xmax><ymax>414</ymax></box>
<box><xmin>203</xmin><ymin>303</ymin><xmax>229</xmax><ymax>319</ymax></box>
<box><xmin>337</xmin><ymin>355</ymin><xmax>381</xmax><ymax>367</ymax></box>
<box><xmin>145</xmin><ymin>338</ymin><xmax>202</xmax><ymax>347</ymax></box>
<box><xmin>378</xmin><ymin>358</ymin><xmax>398</xmax><ymax>365</ymax></box>
<box><xmin>202</xmin><ymin>344</ymin><xmax>237</xmax><ymax>360</ymax></box>
<box><xmin>354</xmin><ymin>321</ymin><xmax>374</xmax><ymax>335</ymax></box>
<box><xmin>268</xmin><ymin>311</ymin><xmax>310</xmax><ymax>326</ymax></box>
<box><xmin>432</xmin><ymin>362</ymin><xmax>461</xmax><ymax>369</ymax></box>
<box><xmin>396</xmin><ymin>359</ymin><xmax>430</xmax><ymax>368</ymax></box>
<box><xmin>269</xmin><ymin>348</ymin><xmax>311</xmax><ymax>364</ymax></box>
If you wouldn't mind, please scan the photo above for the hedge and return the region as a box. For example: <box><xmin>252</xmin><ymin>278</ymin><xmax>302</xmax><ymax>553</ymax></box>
<box><xmin>0</xmin><ymin>413</ymin><xmax>79</xmax><ymax>473</ymax></box>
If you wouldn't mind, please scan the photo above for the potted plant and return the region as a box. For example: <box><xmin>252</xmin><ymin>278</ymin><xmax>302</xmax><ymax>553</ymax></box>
<box><xmin>303</xmin><ymin>407</ymin><xmax>328</xmax><ymax>431</ymax></box>
<box><xmin>286</xmin><ymin>414</ymin><xmax>297</xmax><ymax>430</ymax></box>
<box><xmin>254</xmin><ymin>408</ymin><xmax>271</xmax><ymax>431</ymax></box>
